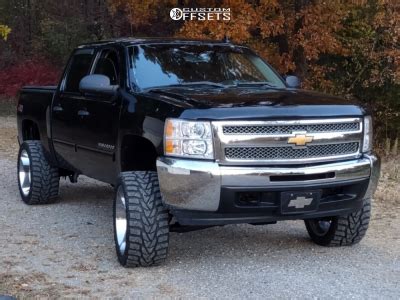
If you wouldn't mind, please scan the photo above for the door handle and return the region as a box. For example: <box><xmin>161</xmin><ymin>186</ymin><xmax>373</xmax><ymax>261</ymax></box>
<box><xmin>78</xmin><ymin>110</ymin><xmax>90</xmax><ymax>117</ymax></box>
<box><xmin>53</xmin><ymin>105</ymin><xmax>63</xmax><ymax>112</ymax></box>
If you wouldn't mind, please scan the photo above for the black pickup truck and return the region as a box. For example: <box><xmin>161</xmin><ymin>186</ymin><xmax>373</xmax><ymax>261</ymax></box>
<box><xmin>17</xmin><ymin>38</ymin><xmax>380</xmax><ymax>267</ymax></box>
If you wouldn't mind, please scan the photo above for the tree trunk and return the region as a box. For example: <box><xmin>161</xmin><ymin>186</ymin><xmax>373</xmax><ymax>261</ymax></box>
<box><xmin>293</xmin><ymin>0</ymin><xmax>312</xmax><ymax>78</ymax></box>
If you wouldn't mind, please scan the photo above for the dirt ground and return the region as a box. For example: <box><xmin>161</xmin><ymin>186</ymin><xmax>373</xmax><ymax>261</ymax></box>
<box><xmin>0</xmin><ymin>115</ymin><xmax>399</xmax><ymax>299</ymax></box>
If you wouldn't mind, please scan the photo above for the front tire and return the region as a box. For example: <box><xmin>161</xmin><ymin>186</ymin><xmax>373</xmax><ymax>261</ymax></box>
<box><xmin>113</xmin><ymin>171</ymin><xmax>169</xmax><ymax>267</ymax></box>
<box><xmin>305</xmin><ymin>198</ymin><xmax>371</xmax><ymax>246</ymax></box>
<box><xmin>17</xmin><ymin>141</ymin><xmax>59</xmax><ymax>205</ymax></box>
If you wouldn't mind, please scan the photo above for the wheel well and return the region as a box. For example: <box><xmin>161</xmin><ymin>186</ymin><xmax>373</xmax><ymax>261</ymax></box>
<box><xmin>120</xmin><ymin>135</ymin><xmax>158</xmax><ymax>172</ymax></box>
<box><xmin>22</xmin><ymin>120</ymin><xmax>40</xmax><ymax>141</ymax></box>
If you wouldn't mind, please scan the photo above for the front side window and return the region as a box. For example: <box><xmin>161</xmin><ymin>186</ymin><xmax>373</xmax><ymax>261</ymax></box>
<box><xmin>129</xmin><ymin>44</ymin><xmax>285</xmax><ymax>89</ymax></box>
<box><xmin>64</xmin><ymin>53</ymin><xmax>94</xmax><ymax>93</ymax></box>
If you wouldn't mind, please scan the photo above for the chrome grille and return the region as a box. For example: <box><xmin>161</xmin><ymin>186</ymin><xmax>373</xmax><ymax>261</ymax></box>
<box><xmin>225</xmin><ymin>142</ymin><xmax>359</xmax><ymax>160</ymax></box>
<box><xmin>213</xmin><ymin>118</ymin><xmax>363</xmax><ymax>165</ymax></box>
<box><xmin>223</xmin><ymin>122</ymin><xmax>359</xmax><ymax>135</ymax></box>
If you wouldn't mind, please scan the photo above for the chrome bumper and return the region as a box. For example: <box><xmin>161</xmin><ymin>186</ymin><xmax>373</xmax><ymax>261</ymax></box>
<box><xmin>156</xmin><ymin>155</ymin><xmax>380</xmax><ymax>212</ymax></box>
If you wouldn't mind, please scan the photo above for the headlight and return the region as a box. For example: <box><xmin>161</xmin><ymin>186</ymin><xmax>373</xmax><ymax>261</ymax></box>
<box><xmin>164</xmin><ymin>119</ymin><xmax>214</xmax><ymax>159</ymax></box>
<box><xmin>362</xmin><ymin>116</ymin><xmax>373</xmax><ymax>152</ymax></box>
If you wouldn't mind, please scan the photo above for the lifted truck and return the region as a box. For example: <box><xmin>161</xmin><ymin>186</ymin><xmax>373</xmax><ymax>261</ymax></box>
<box><xmin>17</xmin><ymin>38</ymin><xmax>380</xmax><ymax>267</ymax></box>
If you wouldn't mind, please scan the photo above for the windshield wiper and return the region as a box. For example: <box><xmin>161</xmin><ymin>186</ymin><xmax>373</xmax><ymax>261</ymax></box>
<box><xmin>179</xmin><ymin>81</ymin><xmax>229</xmax><ymax>88</ymax></box>
<box><xmin>144</xmin><ymin>81</ymin><xmax>277</xmax><ymax>92</ymax></box>
<box><xmin>233</xmin><ymin>81</ymin><xmax>277</xmax><ymax>88</ymax></box>
<box><xmin>148</xmin><ymin>81</ymin><xmax>229</xmax><ymax>90</ymax></box>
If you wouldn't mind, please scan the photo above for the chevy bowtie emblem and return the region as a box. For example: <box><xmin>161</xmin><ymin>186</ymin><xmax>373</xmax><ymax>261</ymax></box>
<box><xmin>288</xmin><ymin>133</ymin><xmax>314</xmax><ymax>147</ymax></box>
<box><xmin>288</xmin><ymin>196</ymin><xmax>313</xmax><ymax>209</ymax></box>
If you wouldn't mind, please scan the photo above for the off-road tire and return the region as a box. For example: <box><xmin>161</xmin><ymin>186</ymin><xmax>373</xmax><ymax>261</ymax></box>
<box><xmin>305</xmin><ymin>198</ymin><xmax>371</xmax><ymax>246</ymax></box>
<box><xmin>114</xmin><ymin>171</ymin><xmax>169</xmax><ymax>267</ymax></box>
<box><xmin>17</xmin><ymin>141</ymin><xmax>59</xmax><ymax>205</ymax></box>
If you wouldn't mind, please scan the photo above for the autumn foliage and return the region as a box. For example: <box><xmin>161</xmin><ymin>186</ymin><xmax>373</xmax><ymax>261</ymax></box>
<box><xmin>0</xmin><ymin>60</ymin><xmax>61</xmax><ymax>97</ymax></box>
<box><xmin>108</xmin><ymin>0</ymin><xmax>399</xmax><ymax>93</ymax></box>
<box><xmin>0</xmin><ymin>0</ymin><xmax>399</xmax><ymax>140</ymax></box>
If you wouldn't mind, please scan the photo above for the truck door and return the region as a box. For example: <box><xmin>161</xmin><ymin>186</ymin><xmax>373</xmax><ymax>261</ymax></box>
<box><xmin>51</xmin><ymin>49</ymin><xmax>95</xmax><ymax>172</ymax></box>
<box><xmin>74</xmin><ymin>48</ymin><xmax>122</xmax><ymax>183</ymax></box>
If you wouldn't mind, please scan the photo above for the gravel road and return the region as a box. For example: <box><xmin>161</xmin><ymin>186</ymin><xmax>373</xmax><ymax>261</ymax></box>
<box><xmin>0</xmin><ymin>115</ymin><xmax>399</xmax><ymax>299</ymax></box>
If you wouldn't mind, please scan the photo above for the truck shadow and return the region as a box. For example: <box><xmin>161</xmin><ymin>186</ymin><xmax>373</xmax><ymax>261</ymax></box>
<box><xmin>58</xmin><ymin>177</ymin><xmax>114</xmax><ymax>205</ymax></box>
<box><xmin>56</xmin><ymin>177</ymin><xmax>316</xmax><ymax>265</ymax></box>
<box><xmin>167</xmin><ymin>223</ymin><xmax>314</xmax><ymax>264</ymax></box>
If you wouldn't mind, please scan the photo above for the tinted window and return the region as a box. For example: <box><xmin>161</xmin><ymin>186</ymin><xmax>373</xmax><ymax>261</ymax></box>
<box><xmin>64</xmin><ymin>53</ymin><xmax>93</xmax><ymax>93</ymax></box>
<box><xmin>93</xmin><ymin>50</ymin><xmax>119</xmax><ymax>85</ymax></box>
<box><xmin>129</xmin><ymin>45</ymin><xmax>285</xmax><ymax>89</ymax></box>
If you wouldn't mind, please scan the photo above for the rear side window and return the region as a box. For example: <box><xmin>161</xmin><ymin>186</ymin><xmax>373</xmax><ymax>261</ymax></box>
<box><xmin>64</xmin><ymin>53</ymin><xmax>94</xmax><ymax>93</ymax></box>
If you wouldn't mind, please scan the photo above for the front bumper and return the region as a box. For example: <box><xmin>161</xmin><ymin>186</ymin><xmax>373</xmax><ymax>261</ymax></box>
<box><xmin>156</xmin><ymin>155</ymin><xmax>380</xmax><ymax>225</ymax></box>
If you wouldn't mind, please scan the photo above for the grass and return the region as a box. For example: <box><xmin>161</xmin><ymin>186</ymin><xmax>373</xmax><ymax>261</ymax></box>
<box><xmin>0</xmin><ymin>98</ymin><xmax>16</xmax><ymax>116</ymax></box>
<box><xmin>374</xmin><ymin>156</ymin><xmax>400</xmax><ymax>214</ymax></box>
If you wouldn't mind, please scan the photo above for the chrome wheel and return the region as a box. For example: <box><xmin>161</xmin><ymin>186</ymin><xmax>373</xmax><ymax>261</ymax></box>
<box><xmin>19</xmin><ymin>149</ymin><xmax>31</xmax><ymax>196</ymax></box>
<box><xmin>115</xmin><ymin>186</ymin><xmax>127</xmax><ymax>254</ymax></box>
<box><xmin>308</xmin><ymin>218</ymin><xmax>332</xmax><ymax>236</ymax></box>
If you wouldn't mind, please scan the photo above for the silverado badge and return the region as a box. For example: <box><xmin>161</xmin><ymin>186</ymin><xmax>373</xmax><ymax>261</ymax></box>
<box><xmin>288</xmin><ymin>133</ymin><xmax>314</xmax><ymax>147</ymax></box>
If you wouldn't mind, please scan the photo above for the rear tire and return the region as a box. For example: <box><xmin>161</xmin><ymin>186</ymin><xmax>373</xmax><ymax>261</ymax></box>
<box><xmin>305</xmin><ymin>198</ymin><xmax>371</xmax><ymax>246</ymax></box>
<box><xmin>113</xmin><ymin>171</ymin><xmax>169</xmax><ymax>267</ymax></box>
<box><xmin>17</xmin><ymin>141</ymin><xmax>59</xmax><ymax>205</ymax></box>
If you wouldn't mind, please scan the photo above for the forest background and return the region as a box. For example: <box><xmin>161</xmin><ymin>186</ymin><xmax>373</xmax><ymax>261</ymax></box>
<box><xmin>0</xmin><ymin>0</ymin><xmax>399</xmax><ymax>152</ymax></box>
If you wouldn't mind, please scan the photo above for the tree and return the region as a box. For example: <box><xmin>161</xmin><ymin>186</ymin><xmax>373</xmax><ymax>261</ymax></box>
<box><xmin>0</xmin><ymin>24</ymin><xmax>10</xmax><ymax>40</ymax></box>
<box><xmin>108</xmin><ymin>0</ymin><xmax>399</xmax><ymax>140</ymax></box>
<box><xmin>1</xmin><ymin>0</ymin><xmax>399</xmax><ymax>140</ymax></box>
<box><xmin>107</xmin><ymin>1</ymin><xmax>347</xmax><ymax>85</ymax></box>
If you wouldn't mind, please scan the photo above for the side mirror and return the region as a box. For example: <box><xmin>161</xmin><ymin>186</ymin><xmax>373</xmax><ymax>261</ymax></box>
<box><xmin>79</xmin><ymin>74</ymin><xmax>118</xmax><ymax>96</ymax></box>
<box><xmin>285</xmin><ymin>75</ymin><xmax>301</xmax><ymax>89</ymax></box>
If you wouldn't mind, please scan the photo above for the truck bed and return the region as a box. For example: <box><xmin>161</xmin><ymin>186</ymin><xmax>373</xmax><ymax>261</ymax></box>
<box><xmin>22</xmin><ymin>85</ymin><xmax>57</xmax><ymax>92</ymax></box>
<box><xmin>17</xmin><ymin>86</ymin><xmax>57</xmax><ymax>149</ymax></box>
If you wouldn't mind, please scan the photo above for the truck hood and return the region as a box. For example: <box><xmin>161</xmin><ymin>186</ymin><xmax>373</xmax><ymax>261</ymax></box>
<box><xmin>146</xmin><ymin>86</ymin><xmax>367</xmax><ymax>120</ymax></box>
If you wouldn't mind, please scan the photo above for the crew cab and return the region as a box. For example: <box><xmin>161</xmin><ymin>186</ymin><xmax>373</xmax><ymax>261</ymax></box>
<box><xmin>16</xmin><ymin>38</ymin><xmax>380</xmax><ymax>267</ymax></box>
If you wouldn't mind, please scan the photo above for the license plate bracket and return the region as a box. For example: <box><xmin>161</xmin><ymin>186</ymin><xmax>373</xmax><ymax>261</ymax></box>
<box><xmin>280</xmin><ymin>190</ymin><xmax>321</xmax><ymax>214</ymax></box>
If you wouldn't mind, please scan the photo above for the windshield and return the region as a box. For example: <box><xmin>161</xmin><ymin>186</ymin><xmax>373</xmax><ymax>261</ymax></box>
<box><xmin>129</xmin><ymin>44</ymin><xmax>286</xmax><ymax>89</ymax></box>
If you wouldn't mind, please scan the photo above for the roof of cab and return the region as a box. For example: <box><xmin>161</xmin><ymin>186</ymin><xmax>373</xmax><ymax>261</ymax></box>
<box><xmin>77</xmin><ymin>37</ymin><xmax>238</xmax><ymax>49</ymax></box>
